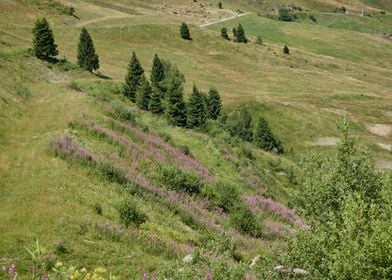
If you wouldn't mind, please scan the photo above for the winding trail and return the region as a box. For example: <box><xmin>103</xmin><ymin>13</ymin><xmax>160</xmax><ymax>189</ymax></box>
<box><xmin>199</xmin><ymin>12</ymin><xmax>252</xmax><ymax>28</ymax></box>
<box><xmin>76</xmin><ymin>14</ymin><xmax>134</xmax><ymax>27</ymax></box>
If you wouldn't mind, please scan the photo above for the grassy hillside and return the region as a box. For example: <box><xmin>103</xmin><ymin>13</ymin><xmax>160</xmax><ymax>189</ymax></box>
<box><xmin>0</xmin><ymin>0</ymin><xmax>391</xmax><ymax>278</ymax></box>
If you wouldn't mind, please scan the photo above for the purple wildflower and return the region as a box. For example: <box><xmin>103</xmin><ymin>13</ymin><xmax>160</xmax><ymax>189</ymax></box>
<box><xmin>1</xmin><ymin>265</ymin><xmax>6</xmax><ymax>272</ymax></box>
<box><xmin>205</xmin><ymin>269</ymin><xmax>213</xmax><ymax>280</ymax></box>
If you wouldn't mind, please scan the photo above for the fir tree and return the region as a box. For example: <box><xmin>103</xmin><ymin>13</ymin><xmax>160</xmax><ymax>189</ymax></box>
<box><xmin>235</xmin><ymin>23</ymin><xmax>247</xmax><ymax>43</ymax></box>
<box><xmin>136</xmin><ymin>76</ymin><xmax>152</xmax><ymax>110</ymax></box>
<box><xmin>124</xmin><ymin>52</ymin><xmax>145</xmax><ymax>102</ymax></box>
<box><xmin>32</xmin><ymin>18</ymin><xmax>58</xmax><ymax>60</ymax></box>
<box><xmin>221</xmin><ymin>27</ymin><xmax>229</xmax><ymax>40</ymax></box>
<box><xmin>166</xmin><ymin>78</ymin><xmax>187</xmax><ymax>127</ymax></box>
<box><xmin>77</xmin><ymin>28</ymin><xmax>99</xmax><ymax>72</ymax></box>
<box><xmin>218</xmin><ymin>2</ymin><xmax>223</xmax><ymax>9</ymax></box>
<box><xmin>232</xmin><ymin>27</ymin><xmax>237</xmax><ymax>37</ymax></box>
<box><xmin>149</xmin><ymin>88</ymin><xmax>164</xmax><ymax>114</ymax></box>
<box><xmin>187</xmin><ymin>85</ymin><xmax>207</xmax><ymax>128</ymax></box>
<box><xmin>180</xmin><ymin>23</ymin><xmax>191</xmax><ymax>40</ymax></box>
<box><xmin>150</xmin><ymin>54</ymin><xmax>165</xmax><ymax>89</ymax></box>
<box><xmin>207</xmin><ymin>88</ymin><xmax>222</xmax><ymax>120</ymax></box>
<box><xmin>254</xmin><ymin>117</ymin><xmax>284</xmax><ymax>154</ymax></box>
<box><xmin>283</xmin><ymin>45</ymin><xmax>290</xmax><ymax>54</ymax></box>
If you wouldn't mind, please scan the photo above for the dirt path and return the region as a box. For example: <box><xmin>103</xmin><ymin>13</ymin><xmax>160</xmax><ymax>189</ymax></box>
<box><xmin>76</xmin><ymin>14</ymin><xmax>134</xmax><ymax>27</ymax></box>
<box><xmin>199</xmin><ymin>12</ymin><xmax>251</xmax><ymax>28</ymax></box>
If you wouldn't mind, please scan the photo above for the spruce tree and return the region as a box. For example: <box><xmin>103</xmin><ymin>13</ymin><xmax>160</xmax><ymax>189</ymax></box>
<box><xmin>136</xmin><ymin>76</ymin><xmax>152</xmax><ymax>110</ymax></box>
<box><xmin>32</xmin><ymin>18</ymin><xmax>58</xmax><ymax>60</ymax></box>
<box><xmin>232</xmin><ymin>27</ymin><xmax>237</xmax><ymax>37</ymax></box>
<box><xmin>221</xmin><ymin>27</ymin><xmax>229</xmax><ymax>40</ymax></box>
<box><xmin>207</xmin><ymin>88</ymin><xmax>222</xmax><ymax>120</ymax></box>
<box><xmin>149</xmin><ymin>88</ymin><xmax>164</xmax><ymax>114</ymax></box>
<box><xmin>254</xmin><ymin>117</ymin><xmax>284</xmax><ymax>154</ymax></box>
<box><xmin>166</xmin><ymin>78</ymin><xmax>187</xmax><ymax>127</ymax></box>
<box><xmin>187</xmin><ymin>85</ymin><xmax>207</xmax><ymax>128</ymax></box>
<box><xmin>235</xmin><ymin>24</ymin><xmax>247</xmax><ymax>43</ymax></box>
<box><xmin>77</xmin><ymin>28</ymin><xmax>99</xmax><ymax>72</ymax></box>
<box><xmin>124</xmin><ymin>52</ymin><xmax>145</xmax><ymax>102</ymax></box>
<box><xmin>218</xmin><ymin>2</ymin><xmax>223</xmax><ymax>9</ymax></box>
<box><xmin>150</xmin><ymin>54</ymin><xmax>165</xmax><ymax>89</ymax></box>
<box><xmin>180</xmin><ymin>23</ymin><xmax>191</xmax><ymax>40</ymax></box>
<box><xmin>283</xmin><ymin>45</ymin><xmax>290</xmax><ymax>54</ymax></box>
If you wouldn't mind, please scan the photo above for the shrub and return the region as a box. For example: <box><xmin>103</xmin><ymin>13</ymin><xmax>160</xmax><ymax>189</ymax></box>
<box><xmin>117</xmin><ymin>198</ymin><xmax>147</xmax><ymax>227</ymax></box>
<box><xmin>226</xmin><ymin>110</ymin><xmax>253</xmax><ymax>142</ymax></box>
<box><xmin>68</xmin><ymin>80</ymin><xmax>81</xmax><ymax>91</ymax></box>
<box><xmin>202</xmin><ymin>182</ymin><xmax>240</xmax><ymax>212</ymax></box>
<box><xmin>278</xmin><ymin>8</ymin><xmax>294</xmax><ymax>22</ymax></box>
<box><xmin>110</xmin><ymin>101</ymin><xmax>136</xmax><ymax>123</ymax></box>
<box><xmin>221</xmin><ymin>27</ymin><xmax>229</xmax><ymax>40</ymax></box>
<box><xmin>93</xmin><ymin>202</ymin><xmax>103</xmax><ymax>215</ymax></box>
<box><xmin>256</xmin><ymin>36</ymin><xmax>263</xmax><ymax>45</ymax></box>
<box><xmin>230</xmin><ymin>203</ymin><xmax>262</xmax><ymax>237</ymax></box>
<box><xmin>180</xmin><ymin>22</ymin><xmax>191</xmax><ymax>40</ymax></box>
<box><xmin>283</xmin><ymin>45</ymin><xmax>290</xmax><ymax>54</ymax></box>
<box><xmin>97</xmin><ymin>161</ymin><xmax>127</xmax><ymax>185</ymax></box>
<box><xmin>155</xmin><ymin>165</ymin><xmax>203</xmax><ymax>194</ymax></box>
<box><xmin>54</xmin><ymin>241</ymin><xmax>67</xmax><ymax>255</ymax></box>
<box><xmin>16</xmin><ymin>82</ymin><xmax>32</xmax><ymax>99</ymax></box>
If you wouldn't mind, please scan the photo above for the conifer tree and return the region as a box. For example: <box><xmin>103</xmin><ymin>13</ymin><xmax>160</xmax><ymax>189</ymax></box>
<box><xmin>32</xmin><ymin>18</ymin><xmax>58</xmax><ymax>60</ymax></box>
<box><xmin>166</xmin><ymin>78</ymin><xmax>187</xmax><ymax>127</ymax></box>
<box><xmin>254</xmin><ymin>116</ymin><xmax>284</xmax><ymax>154</ymax></box>
<box><xmin>187</xmin><ymin>85</ymin><xmax>207</xmax><ymax>128</ymax></box>
<box><xmin>149</xmin><ymin>88</ymin><xmax>164</xmax><ymax>114</ymax></box>
<box><xmin>232</xmin><ymin>27</ymin><xmax>237</xmax><ymax>37</ymax></box>
<box><xmin>180</xmin><ymin>23</ymin><xmax>191</xmax><ymax>40</ymax></box>
<box><xmin>77</xmin><ymin>28</ymin><xmax>99</xmax><ymax>72</ymax></box>
<box><xmin>221</xmin><ymin>27</ymin><xmax>229</xmax><ymax>40</ymax></box>
<box><xmin>235</xmin><ymin>24</ymin><xmax>247</xmax><ymax>43</ymax></box>
<box><xmin>150</xmin><ymin>54</ymin><xmax>165</xmax><ymax>89</ymax></box>
<box><xmin>136</xmin><ymin>76</ymin><xmax>152</xmax><ymax>110</ymax></box>
<box><xmin>283</xmin><ymin>45</ymin><xmax>290</xmax><ymax>54</ymax></box>
<box><xmin>207</xmin><ymin>88</ymin><xmax>222</xmax><ymax>120</ymax></box>
<box><xmin>124</xmin><ymin>52</ymin><xmax>145</xmax><ymax>102</ymax></box>
<box><xmin>218</xmin><ymin>2</ymin><xmax>223</xmax><ymax>9</ymax></box>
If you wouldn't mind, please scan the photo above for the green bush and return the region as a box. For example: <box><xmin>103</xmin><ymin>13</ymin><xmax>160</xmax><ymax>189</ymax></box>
<box><xmin>117</xmin><ymin>198</ymin><xmax>147</xmax><ymax>227</ymax></box>
<box><xmin>203</xmin><ymin>182</ymin><xmax>240</xmax><ymax>212</ymax></box>
<box><xmin>111</xmin><ymin>101</ymin><xmax>136</xmax><ymax>123</ymax></box>
<box><xmin>229</xmin><ymin>203</ymin><xmax>262</xmax><ymax>237</ymax></box>
<box><xmin>93</xmin><ymin>202</ymin><xmax>103</xmax><ymax>215</ymax></box>
<box><xmin>155</xmin><ymin>165</ymin><xmax>203</xmax><ymax>194</ymax></box>
<box><xmin>68</xmin><ymin>80</ymin><xmax>81</xmax><ymax>91</ymax></box>
<box><xmin>97</xmin><ymin>161</ymin><xmax>127</xmax><ymax>185</ymax></box>
<box><xmin>16</xmin><ymin>82</ymin><xmax>32</xmax><ymax>99</ymax></box>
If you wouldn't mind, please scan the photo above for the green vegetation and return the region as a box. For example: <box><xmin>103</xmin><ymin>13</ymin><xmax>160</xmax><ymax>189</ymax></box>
<box><xmin>32</xmin><ymin>18</ymin><xmax>58</xmax><ymax>60</ymax></box>
<box><xmin>187</xmin><ymin>85</ymin><xmax>207</xmax><ymax>128</ymax></box>
<box><xmin>1</xmin><ymin>0</ymin><xmax>392</xmax><ymax>278</ymax></box>
<box><xmin>235</xmin><ymin>23</ymin><xmax>247</xmax><ymax>43</ymax></box>
<box><xmin>220</xmin><ymin>27</ymin><xmax>230</xmax><ymax>40</ymax></box>
<box><xmin>180</xmin><ymin>22</ymin><xmax>191</xmax><ymax>40</ymax></box>
<box><xmin>77</xmin><ymin>28</ymin><xmax>100</xmax><ymax>72</ymax></box>
<box><xmin>124</xmin><ymin>52</ymin><xmax>145</xmax><ymax>102</ymax></box>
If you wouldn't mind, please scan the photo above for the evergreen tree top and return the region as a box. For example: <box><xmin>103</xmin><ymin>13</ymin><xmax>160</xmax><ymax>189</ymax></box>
<box><xmin>151</xmin><ymin>54</ymin><xmax>165</xmax><ymax>87</ymax></box>
<box><xmin>32</xmin><ymin>17</ymin><xmax>58</xmax><ymax>60</ymax></box>
<box><xmin>77</xmin><ymin>27</ymin><xmax>99</xmax><ymax>72</ymax></box>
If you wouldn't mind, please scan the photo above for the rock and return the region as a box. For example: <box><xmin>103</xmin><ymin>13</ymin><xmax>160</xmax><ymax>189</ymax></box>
<box><xmin>183</xmin><ymin>254</ymin><xmax>193</xmax><ymax>263</ymax></box>
<box><xmin>249</xmin><ymin>255</ymin><xmax>260</xmax><ymax>268</ymax></box>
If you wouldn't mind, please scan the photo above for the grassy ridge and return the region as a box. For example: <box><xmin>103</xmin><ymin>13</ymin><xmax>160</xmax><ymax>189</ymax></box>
<box><xmin>0</xmin><ymin>0</ymin><xmax>391</xmax><ymax>278</ymax></box>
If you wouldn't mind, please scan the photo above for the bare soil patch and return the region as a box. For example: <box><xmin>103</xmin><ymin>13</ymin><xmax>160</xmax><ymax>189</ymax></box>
<box><xmin>309</xmin><ymin>137</ymin><xmax>339</xmax><ymax>146</ymax></box>
<box><xmin>366</xmin><ymin>124</ymin><xmax>391</xmax><ymax>137</ymax></box>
